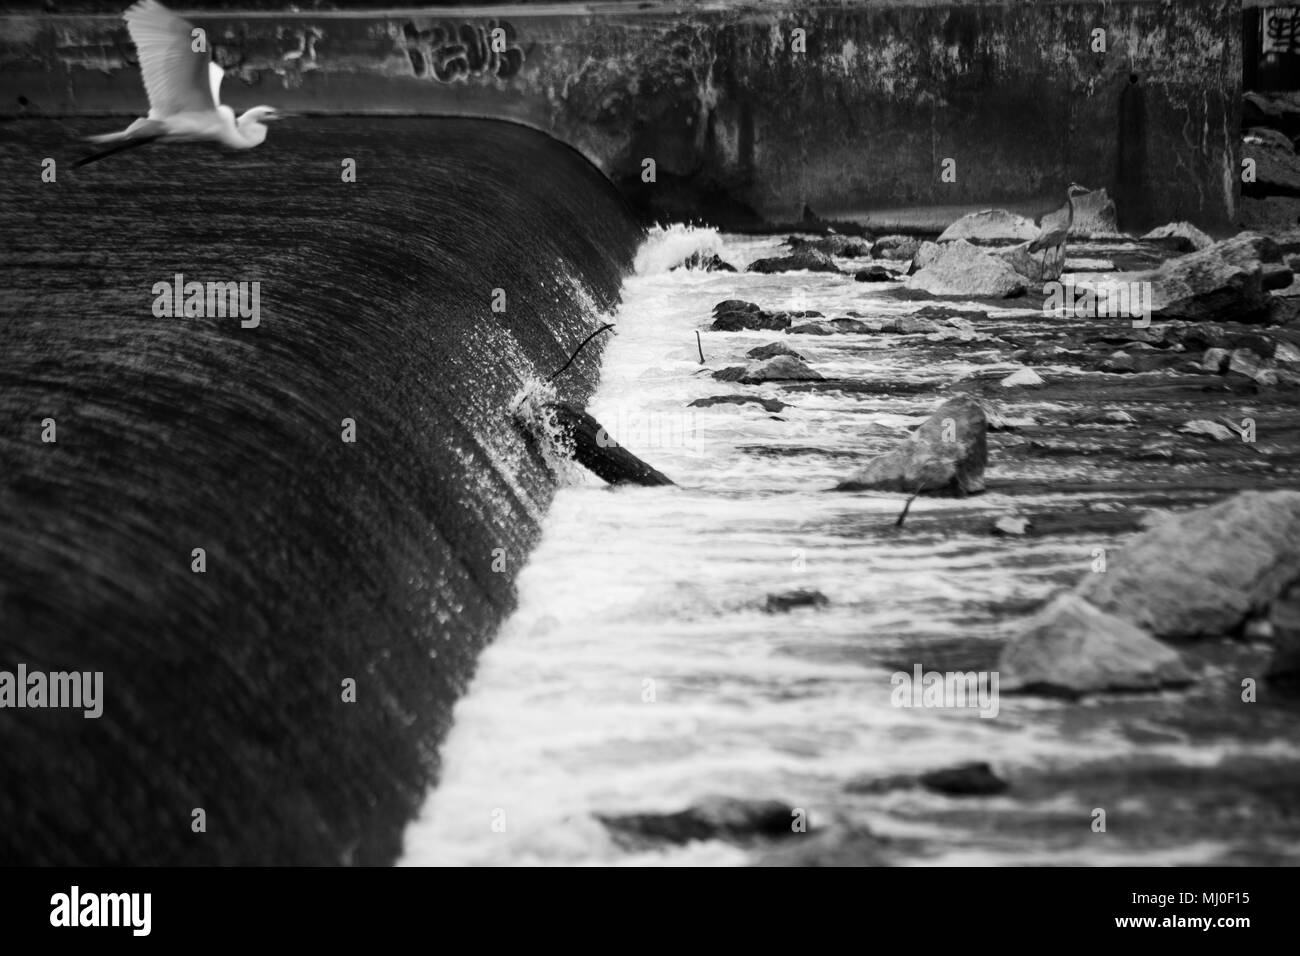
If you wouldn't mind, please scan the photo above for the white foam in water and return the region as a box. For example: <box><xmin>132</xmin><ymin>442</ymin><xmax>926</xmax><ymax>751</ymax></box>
<box><xmin>632</xmin><ymin>223</ymin><xmax>724</xmax><ymax>276</ymax></box>
<box><xmin>400</xmin><ymin>232</ymin><xmax>1264</xmax><ymax>867</ymax></box>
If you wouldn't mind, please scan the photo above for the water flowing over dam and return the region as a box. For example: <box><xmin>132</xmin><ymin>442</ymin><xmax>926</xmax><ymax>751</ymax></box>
<box><xmin>0</xmin><ymin>117</ymin><xmax>641</xmax><ymax>864</ymax></box>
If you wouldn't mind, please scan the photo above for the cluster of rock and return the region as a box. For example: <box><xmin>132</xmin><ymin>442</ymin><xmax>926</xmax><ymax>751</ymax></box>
<box><xmin>1241</xmin><ymin>92</ymin><xmax>1300</xmax><ymax>233</ymax></box>
<box><xmin>999</xmin><ymin>491</ymin><xmax>1300</xmax><ymax>697</ymax></box>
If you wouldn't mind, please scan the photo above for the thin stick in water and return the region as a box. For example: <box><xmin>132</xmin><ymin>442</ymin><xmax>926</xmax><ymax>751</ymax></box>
<box><xmin>548</xmin><ymin>323</ymin><xmax>615</xmax><ymax>383</ymax></box>
<box><xmin>696</xmin><ymin>330</ymin><xmax>705</xmax><ymax>363</ymax></box>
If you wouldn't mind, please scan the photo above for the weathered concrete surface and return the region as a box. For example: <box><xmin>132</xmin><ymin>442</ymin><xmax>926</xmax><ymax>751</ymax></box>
<box><xmin>0</xmin><ymin>1</ymin><xmax>1241</xmax><ymax>230</ymax></box>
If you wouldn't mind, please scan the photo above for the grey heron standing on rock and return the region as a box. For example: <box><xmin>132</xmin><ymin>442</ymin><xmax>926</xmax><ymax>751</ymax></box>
<box><xmin>76</xmin><ymin>0</ymin><xmax>292</xmax><ymax>167</ymax></box>
<box><xmin>1028</xmin><ymin>183</ymin><xmax>1091</xmax><ymax>281</ymax></box>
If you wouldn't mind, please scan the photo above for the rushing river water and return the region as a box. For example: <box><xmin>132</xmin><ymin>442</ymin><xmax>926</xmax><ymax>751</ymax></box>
<box><xmin>402</xmin><ymin>227</ymin><xmax>1300</xmax><ymax>866</ymax></box>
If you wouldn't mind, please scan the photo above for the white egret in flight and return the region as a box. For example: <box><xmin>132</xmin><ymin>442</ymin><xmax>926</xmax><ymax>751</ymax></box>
<box><xmin>77</xmin><ymin>0</ymin><xmax>291</xmax><ymax>167</ymax></box>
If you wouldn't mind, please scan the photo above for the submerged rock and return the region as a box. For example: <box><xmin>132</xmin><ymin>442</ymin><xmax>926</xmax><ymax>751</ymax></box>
<box><xmin>714</xmin><ymin>299</ymin><xmax>760</xmax><ymax>315</ymax></box>
<box><xmin>714</xmin><ymin>354</ymin><xmax>822</xmax><ymax>383</ymax></box>
<box><xmin>746</xmin><ymin>342</ymin><xmax>805</xmax><ymax>361</ymax></box>
<box><xmin>914</xmin><ymin>306</ymin><xmax>990</xmax><ymax>323</ymax></box>
<box><xmin>854</xmin><ymin>265</ymin><xmax>896</xmax><ymax>282</ymax></box>
<box><xmin>747</xmin><ymin>249</ymin><xmax>841</xmax><ymax>274</ymax></box>
<box><xmin>846</xmin><ymin>762</ymin><xmax>1008</xmax><ymax>797</ymax></box>
<box><xmin>787</xmin><ymin>322</ymin><xmax>835</xmax><ymax>335</ymax></box>
<box><xmin>597</xmin><ymin>796</ymin><xmax>797</xmax><ymax>846</ymax></box>
<box><xmin>764</xmin><ymin>589</ymin><xmax>829</xmax><ymax>613</ymax></box>
<box><xmin>676</xmin><ymin>252</ymin><xmax>736</xmax><ymax>272</ymax></box>
<box><xmin>998</xmin><ymin>594</ymin><xmax>1192</xmax><ymax>697</ymax></box>
<box><xmin>937</xmin><ymin>209</ymin><xmax>1038</xmax><ymax>244</ymax></box>
<box><xmin>871</xmin><ymin>235</ymin><xmax>922</xmax><ymax>261</ymax></box>
<box><xmin>711</xmin><ymin>309</ymin><xmax>791</xmax><ymax>332</ymax></box>
<box><xmin>1078</xmin><ymin>490</ymin><xmax>1300</xmax><ymax>642</ymax></box>
<box><xmin>905</xmin><ymin>240</ymin><xmax>1028</xmax><ymax>298</ymax></box>
<box><xmin>1142</xmin><ymin>221</ymin><xmax>1214</xmax><ymax>252</ymax></box>
<box><xmin>688</xmin><ymin>395</ymin><xmax>788</xmax><ymax>413</ymax></box>
<box><xmin>834</xmin><ymin>394</ymin><xmax>987</xmax><ymax>495</ymax></box>
<box><xmin>919</xmin><ymin>762</ymin><xmax>1009</xmax><ymax>796</ymax></box>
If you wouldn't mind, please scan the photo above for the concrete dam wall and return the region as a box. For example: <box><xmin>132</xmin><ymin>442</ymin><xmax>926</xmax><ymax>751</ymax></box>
<box><xmin>0</xmin><ymin>1</ymin><xmax>1242</xmax><ymax>231</ymax></box>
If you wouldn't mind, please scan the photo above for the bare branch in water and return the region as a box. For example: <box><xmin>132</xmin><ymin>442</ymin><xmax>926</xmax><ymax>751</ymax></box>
<box><xmin>548</xmin><ymin>323</ymin><xmax>615</xmax><ymax>383</ymax></box>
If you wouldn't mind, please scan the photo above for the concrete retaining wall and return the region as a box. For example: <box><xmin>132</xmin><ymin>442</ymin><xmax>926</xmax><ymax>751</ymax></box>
<box><xmin>0</xmin><ymin>1</ymin><xmax>1243</xmax><ymax>230</ymax></box>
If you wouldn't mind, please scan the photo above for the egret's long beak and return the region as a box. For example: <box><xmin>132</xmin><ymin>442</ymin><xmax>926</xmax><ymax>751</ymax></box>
<box><xmin>268</xmin><ymin>110</ymin><xmax>301</xmax><ymax>121</ymax></box>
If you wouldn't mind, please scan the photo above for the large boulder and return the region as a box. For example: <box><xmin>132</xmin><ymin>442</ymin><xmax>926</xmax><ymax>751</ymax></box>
<box><xmin>1078</xmin><ymin>490</ymin><xmax>1300</xmax><ymax>641</ymax></box>
<box><xmin>1243</xmin><ymin>127</ymin><xmax>1300</xmax><ymax>198</ymax></box>
<box><xmin>1126</xmin><ymin>232</ymin><xmax>1273</xmax><ymax>323</ymax></box>
<box><xmin>998</xmin><ymin>594</ymin><xmax>1193</xmax><ymax>697</ymax></box>
<box><xmin>937</xmin><ymin>209</ymin><xmax>1038</xmax><ymax>244</ymax></box>
<box><xmin>905</xmin><ymin>240</ymin><xmax>1028</xmax><ymax>298</ymax></box>
<box><xmin>834</xmin><ymin>394</ymin><xmax>987</xmax><ymax>495</ymax></box>
<box><xmin>991</xmin><ymin>241</ymin><xmax>1063</xmax><ymax>283</ymax></box>
<box><xmin>1067</xmin><ymin>187</ymin><xmax>1120</xmax><ymax>236</ymax></box>
<box><xmin>1141</xmin><ymin>221</ymin><xmax>1214</xmax><ymax>253</ymax></box>
<box><xmin>1239</xmin><ymin>195</ymin><xmax>1300</xmax><ymax>234</ymax></box>
<box><xmin>747</xmin><ymin>248</ymin><xmax>841</xmax><ymax>274</ymax></box>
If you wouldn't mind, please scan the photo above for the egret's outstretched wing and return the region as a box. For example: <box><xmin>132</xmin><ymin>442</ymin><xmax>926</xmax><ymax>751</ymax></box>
<box><xmin>125</xmin><ymin>0</ymin><xmax>215</xmax><ymax>118</ymax></box>
<box><xmin>209</xmin><ymin>61</ymin><xmax>225</xmax><ymax>108</ymax></box>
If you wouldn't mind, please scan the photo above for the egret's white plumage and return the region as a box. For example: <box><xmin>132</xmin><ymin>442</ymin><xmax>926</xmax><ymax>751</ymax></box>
<box><xmin>78</xmin><ymin>0</ymin><xmax>288</xmax><ymax>165</ymax></box>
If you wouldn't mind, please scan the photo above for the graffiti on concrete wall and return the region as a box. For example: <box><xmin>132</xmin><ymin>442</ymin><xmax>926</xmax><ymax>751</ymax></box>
<box><xmin>402</xmin><ymin>20</ymin><xmax>524</xmax><ymax>83</ymax></box>
<box><xmin>1263</xmin><ymin>7</ymin><xmax>1300</xmax><ymax>54</ymax></box>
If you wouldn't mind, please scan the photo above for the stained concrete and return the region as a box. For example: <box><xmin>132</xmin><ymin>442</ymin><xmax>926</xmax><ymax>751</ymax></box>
<box><xmin>0</xmin><ymin>1</ymin><xmax>1242</xmax><ymax>230</ymax></box>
